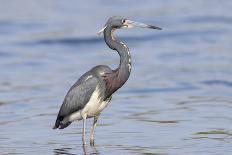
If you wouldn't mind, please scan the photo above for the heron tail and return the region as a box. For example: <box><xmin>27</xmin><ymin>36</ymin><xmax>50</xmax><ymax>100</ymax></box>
<box><xmin>53</xmin><ymin>115</ymin><xmax>72</xmax><ymax>129</ymax></box>
<box><xmin>53</xmin><ymin>116</ymin><xmax>61</xmax><ymax>129</ymax></box>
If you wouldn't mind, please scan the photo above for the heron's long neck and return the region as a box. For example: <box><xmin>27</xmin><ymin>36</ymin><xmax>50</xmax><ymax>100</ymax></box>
<box><xmin>104</xmin><ymin>26</ymin><xmax>131</xmax><ymax>86</ymax></box>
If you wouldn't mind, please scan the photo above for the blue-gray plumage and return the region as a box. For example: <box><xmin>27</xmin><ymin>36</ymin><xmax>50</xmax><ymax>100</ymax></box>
<box><xmin>53</xmin><ymin>16</ymin><xmax>161</xmax><ymax>145</ymax></box>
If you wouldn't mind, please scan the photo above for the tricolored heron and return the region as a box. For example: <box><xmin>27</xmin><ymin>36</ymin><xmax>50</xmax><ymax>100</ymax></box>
<box><xmin>53</xmin><ymin>16</ymin><xmax>161</xmax><ymax>145</ymax></box>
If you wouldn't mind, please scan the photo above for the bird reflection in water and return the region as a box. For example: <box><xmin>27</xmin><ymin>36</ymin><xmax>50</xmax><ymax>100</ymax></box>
<box><xmin>53</xmin><ymin>144</ymin><xmax>99</xmax><ymax>155</ymax></box>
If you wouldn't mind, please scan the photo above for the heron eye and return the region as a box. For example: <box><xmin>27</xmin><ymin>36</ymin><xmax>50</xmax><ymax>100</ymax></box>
<box><xmin>122</xmin><ymin>19</ymin><xmax>126</xmax><ymax>23</ymax></box>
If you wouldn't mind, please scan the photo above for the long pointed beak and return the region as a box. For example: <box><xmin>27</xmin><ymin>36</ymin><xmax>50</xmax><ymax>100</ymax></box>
<box><xmin>124</xmin><ymin>20</ymin><xmax>162</xmax><ymax>30</ymax></box>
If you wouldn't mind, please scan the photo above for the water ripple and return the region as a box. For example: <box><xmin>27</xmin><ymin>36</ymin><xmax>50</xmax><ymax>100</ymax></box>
<box><xmin>202</xmin><ymin>80</ymin><xmax>232</xmax><ymax>87</ymax></box>
<box><xmin>185</xmin><ymin>16</ymin><xmax>232</xmax><ymax>24</ymax></box>
<box><xmin>18</xmin><ymin>29</ymin><xmax>225</xmax><ymax>46</ymax></box>
<box><xmin>193</xmin><ymin>128</ymin><xmax>232</xmax><ymax>141</ymax></box>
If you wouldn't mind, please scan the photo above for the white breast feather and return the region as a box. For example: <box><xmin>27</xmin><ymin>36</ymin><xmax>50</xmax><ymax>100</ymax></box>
<box><xmin>68</xmin><ymin>85</ymin><xmax>109</xmax><ymax>122</ymax></box>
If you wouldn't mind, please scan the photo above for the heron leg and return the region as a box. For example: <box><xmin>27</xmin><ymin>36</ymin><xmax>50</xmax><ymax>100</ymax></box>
<box><xmin>90</xmin><ymin>115</ymin><xmax>99</xmax><ymax>146</ymax></box>
<box><xmin>82</xmin><ymin>118</ymin><xmax>87</xmax><ymax>146</ymax></box>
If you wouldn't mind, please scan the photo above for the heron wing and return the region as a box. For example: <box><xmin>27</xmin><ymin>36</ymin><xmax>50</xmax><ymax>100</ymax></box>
<box><xmin>58</xmin><ymin>75</ymin><xmax>98</xmax><ymax>118</ymax></box>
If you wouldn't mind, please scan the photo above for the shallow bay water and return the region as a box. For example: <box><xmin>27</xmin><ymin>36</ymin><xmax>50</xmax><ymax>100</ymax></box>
<box><xmin>0</xmin><ymin>0</ymin><xmax>232</xmax><ymax>154</ymax></box>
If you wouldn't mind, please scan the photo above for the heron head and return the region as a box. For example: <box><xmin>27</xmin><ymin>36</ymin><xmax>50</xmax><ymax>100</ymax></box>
<box><xmin>98</xmin><ymin>16</ymin><xmax>162</xmax><ymax>35</ymax></box>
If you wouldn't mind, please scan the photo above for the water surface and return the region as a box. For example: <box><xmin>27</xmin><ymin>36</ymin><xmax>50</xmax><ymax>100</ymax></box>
<box><xmin>0</xmin><ymin>0</ymin><xmax>232</xmax><ymax>154</ymax></box>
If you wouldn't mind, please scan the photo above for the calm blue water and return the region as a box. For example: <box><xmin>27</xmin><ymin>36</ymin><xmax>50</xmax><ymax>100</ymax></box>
<box><xmin>0</xmin><ymin>0</ymin><xmax>232</xmax><ymax>154</ymax></box>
